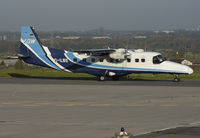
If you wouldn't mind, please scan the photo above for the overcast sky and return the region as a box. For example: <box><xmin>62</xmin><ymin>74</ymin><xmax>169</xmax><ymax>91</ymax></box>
<box><xmin>0</xmin><ymin>0</ymin><xmax>200</xmax><ymax>31</ymax></box>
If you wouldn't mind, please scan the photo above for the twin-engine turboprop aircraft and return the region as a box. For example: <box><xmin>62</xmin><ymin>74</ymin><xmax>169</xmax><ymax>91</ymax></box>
<box><xmin>19</xmin><ymin>26</ymin><xmax>193</xmax><ymax>82</ymax></box>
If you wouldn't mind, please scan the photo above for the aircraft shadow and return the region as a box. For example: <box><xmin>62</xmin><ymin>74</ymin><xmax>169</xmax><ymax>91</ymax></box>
<box><xmin>8</xmin><ymin>73</ymin><xmax>171</xmax><ymax>82</ymax></box>
<box><xmin>8</xmin><ymin>73</ymin><xmax>97</xmax><ymax>80</ymax></box>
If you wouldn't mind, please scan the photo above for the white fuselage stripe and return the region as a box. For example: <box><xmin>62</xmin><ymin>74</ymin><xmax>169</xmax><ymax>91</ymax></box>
<box><xmin>43</xmin><ymin>46</ymin><xmax>71</xmax><ymax>72</ymax></box>
<box><xmin>21</xmin><ymin>39</ymin><xmax>56</xmax><ymax>69</ymax></box>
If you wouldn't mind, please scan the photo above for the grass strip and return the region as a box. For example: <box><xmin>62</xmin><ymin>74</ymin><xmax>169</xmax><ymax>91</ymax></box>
<box><xmin>0</xmin><ymin>68</ymin><xmax>199</xmax><ymax>80</ymax></box>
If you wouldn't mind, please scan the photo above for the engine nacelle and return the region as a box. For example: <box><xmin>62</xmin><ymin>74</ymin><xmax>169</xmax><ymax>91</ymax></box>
<box><xmin>108</xmin><ymin>72</ymin><xmax>116</xmax><ymax>76</ymax></box>
<box><xmin>109</xmin><ymin>48</ymin><xmax>126</xmax><ymax>59</ymax></box>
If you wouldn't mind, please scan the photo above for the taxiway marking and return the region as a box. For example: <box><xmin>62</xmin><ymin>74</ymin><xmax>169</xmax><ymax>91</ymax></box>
<box><xmin>159</xmin><ymin>104</ymin><xmax>177</xmax><ymax>107</ymax></box>
<box><xmin>35</xmin><ymin>102</ymin><xmax>51</xmax><ymax>105</ymax></box>
<box><xmin>20</xmin><ymin>104</ymin><xmax>41</xmax><ymax>107</ymax></box>
<box><xmin>89</xmin><ymin>104</ymin><xmax>115</xmax><ymax>107</ymax></box>
<box><xmin>1</xmin><ymin>102</ymin><xmax>200</xmax><ymax>108</ymax></box>
<box><xmin>125</xmin><ymin>104</ymin><xmax>153</xmax><ymax>107</ymax></box>
<box><xmin>55</xmin><ymin>103</ymin><xmax>84</xmax><ymax>107</ymax></box>
<box><xmin>1</xmin><ymin>102</ymin><xmax>20</xmax><ymax>105</ymax></box>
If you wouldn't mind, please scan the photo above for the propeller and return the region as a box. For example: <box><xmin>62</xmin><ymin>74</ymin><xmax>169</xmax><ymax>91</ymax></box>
<box><xmin>124</xmin><ymin>39</ymin><xmax>131</xmax><ymax>58</ymax></box>
<box><xmin>123</xmin><ymin>48</ymin><xmax>131</xmax><ymax>59</ymax></box>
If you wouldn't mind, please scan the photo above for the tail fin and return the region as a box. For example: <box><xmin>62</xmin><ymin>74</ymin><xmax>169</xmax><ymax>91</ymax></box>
<box><xmin>20</xmin><ymin>26</ymin><xmax>43</xmax><ymax>56</ymax></box>
<box><xmin>20</xmin><ymin>26</ymin><xmax>61</xmax><ymax>70</ymax></box>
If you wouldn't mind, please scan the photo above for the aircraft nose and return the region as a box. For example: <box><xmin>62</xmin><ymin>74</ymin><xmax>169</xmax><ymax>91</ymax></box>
<box><xmin>186</xmin><ymin>66</ymin><xmax>193</xmax><ymax>74</ymax></box>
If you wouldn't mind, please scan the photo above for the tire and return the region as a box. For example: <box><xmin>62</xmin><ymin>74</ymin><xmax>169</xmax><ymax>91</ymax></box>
<box><xmin>173</xmin><ymin>78</ymin><xmax>180</xmax><ymax>82</ymax></box>
<box><xmin>98</xmin><ymin>76</ymin><xmax>105</xmax><ymax>81</ymax></box>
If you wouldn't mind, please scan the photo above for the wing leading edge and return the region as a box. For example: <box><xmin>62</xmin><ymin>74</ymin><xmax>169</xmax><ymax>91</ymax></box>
<box><xmin>72</xmin><ymin>49</ymin><xmax>116</xmax><ymax>55</ymax></box>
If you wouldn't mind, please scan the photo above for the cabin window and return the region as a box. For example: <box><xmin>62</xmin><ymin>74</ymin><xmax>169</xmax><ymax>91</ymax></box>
<box><xmin>141</xmin><ymin>58</ymin><xmax>145</xmax><ymax>62</ymax></box>
<box><xmin>91</xmin><ymin>58</ymin><xmax>95</xmax><ymax>62</ymax></box>
<box><xmin>100</xmin><ymin>58</ymin><xmax>104</xmax><ymax>62</ymax></box>
<box><xmin>73</xmin><ymin>58</ymin><xmax>77</xmax><ymax>62</ymax></box>
<box><xmin>135</xmin><ymin>58</ymin><xmax>139</xmax><ymax>62</ymax></box>
<box><xmin>127</xmin><ymin>58</ymin><xmax>131</xmax><ymax>62</ymax></box>
<box><xmin>153</xmin><ymin>55</ymin><xmax>167</xmax><ymax>64</ymax></box>
<box><xmin>83</xmin><ymin>58</ymin><xmax>86</xmax><ymax>62</ymax></box>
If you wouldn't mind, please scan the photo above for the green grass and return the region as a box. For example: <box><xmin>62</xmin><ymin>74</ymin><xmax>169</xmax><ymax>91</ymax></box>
<box><xmin>0</xmin><ymin>67</ymin><xmax>200</xmax><ymax>80</ymax></box>
<box><xmin>0</xmin><ymin>68</ymin><xmax>94</xmax><ymax>78</ymax></box>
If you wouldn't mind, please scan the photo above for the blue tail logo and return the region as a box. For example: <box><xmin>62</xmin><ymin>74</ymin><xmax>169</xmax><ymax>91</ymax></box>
<box><xmin>20</xmin><ymin>26</ymin><xmax>44</xmax><ymax>56</ymax></box>
<box><xmin>20</xmin><ymin>26</ymin><xmax>70</xmax><ymax>71</ymax></box>
<box><xmin>24</xmin><ymin>39</ymin><xmax>36</xmax><ymax>44</ymax></box>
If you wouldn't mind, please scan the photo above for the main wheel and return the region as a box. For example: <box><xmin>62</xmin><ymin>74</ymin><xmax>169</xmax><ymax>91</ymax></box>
<box><xmin>173</xmin><ymin>78</ymin><xmax>180</xmax><ymax>82</ymax></box>
<box><xmin>98</xmin><ymin>76</ymin><xmax>105</xmax><ymax>81</ymax></box>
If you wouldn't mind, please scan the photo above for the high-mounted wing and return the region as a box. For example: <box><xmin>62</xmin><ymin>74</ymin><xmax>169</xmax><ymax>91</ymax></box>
<box><xmin>73</xmin><ymin>48</ymin><xmax>132</xmax><ymax>59</ymax></box>
<box><xmin>72</xmin><ymin>49</ymin><xmax>116</xmax><ymax>55</ymax></box>
<box><xmin>73</xmin><ymin>48</ymin><xmax>131</xmax><ymax>59</ymax></box>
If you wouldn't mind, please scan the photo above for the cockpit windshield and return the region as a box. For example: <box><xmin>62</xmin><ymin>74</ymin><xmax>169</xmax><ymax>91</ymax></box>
<box><xmin>153</xmin><ymin>55</ymin><xmax>167</xmax><ymax>64</ymax></box>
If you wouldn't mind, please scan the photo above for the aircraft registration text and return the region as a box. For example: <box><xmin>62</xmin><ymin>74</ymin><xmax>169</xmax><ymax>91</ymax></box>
<box><xmin>54</xmin><ymin>58</ymin><xmax>68</xmax><ymax>63</ymax></box>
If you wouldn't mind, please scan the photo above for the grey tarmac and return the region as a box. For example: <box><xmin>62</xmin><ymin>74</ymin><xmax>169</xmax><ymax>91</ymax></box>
<box><xmin>0</xmin><ymin>77</ymin><xmax>199</xmax><ymax>87</ymax></box>
<box><xmin>135</xmin><ymin>125</ymin><xmax>200</xmax><ymax>138</ymax></box>
<box><xmin>0</xmin><ymin>78</ymin><xmax>200</xmax><ymax>138</ymax></box>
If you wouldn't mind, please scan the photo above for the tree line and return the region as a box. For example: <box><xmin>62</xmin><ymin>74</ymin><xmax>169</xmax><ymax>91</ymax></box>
<box><xmin>0</xmin><ymin>32</ymin><xmax>200</xmax><ymax>61</ymax></box>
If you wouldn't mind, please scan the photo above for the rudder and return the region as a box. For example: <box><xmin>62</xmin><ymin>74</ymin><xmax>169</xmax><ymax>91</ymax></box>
<box><xmin>20</xmin><ymin>26</ymin><xmax>62</xmax><ymax>70</ymax></box>
<box><xmin>20</xmin><ymin>26</ymin><xmax>44</xmax><ymax>56</ymax></box>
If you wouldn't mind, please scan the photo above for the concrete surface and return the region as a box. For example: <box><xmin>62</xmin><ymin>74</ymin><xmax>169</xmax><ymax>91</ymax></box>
<box><xmin>0</xmin><ymin>78</ymin><xmax>200</xmax><ymax>138</ymax></box>
<box><xmin>135</xmin><ymin>125</ymin><xmax>200</xmax><ymax>138</ymax></box>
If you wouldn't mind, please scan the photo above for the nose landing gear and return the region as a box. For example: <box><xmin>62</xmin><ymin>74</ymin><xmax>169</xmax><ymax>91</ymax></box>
<box><xmin>173</xmin><ymin>74</ymin><xmax>180</xmax><ymax>82</ymax></box>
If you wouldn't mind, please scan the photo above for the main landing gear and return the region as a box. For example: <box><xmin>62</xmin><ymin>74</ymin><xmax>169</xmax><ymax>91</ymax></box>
<box><xmin>98</xmin><ymin>76</ymin><xmax>120</xmax><ymax>81</ymax></box>
<box><xmin>98</xmin><ymin>76</ymin><xmax>105</xmax><ymax>81</ymax></box>
<box><xmin>173</xmin><ymin>74</ymin><xmax>180</xmax><ymax>82</ymax></box>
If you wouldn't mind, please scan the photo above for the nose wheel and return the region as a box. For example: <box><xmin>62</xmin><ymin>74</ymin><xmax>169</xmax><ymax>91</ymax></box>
<box><xmin>173</xmin><ymin>75</ymin><xmax>180</xmax><ymax>82</ymax></box>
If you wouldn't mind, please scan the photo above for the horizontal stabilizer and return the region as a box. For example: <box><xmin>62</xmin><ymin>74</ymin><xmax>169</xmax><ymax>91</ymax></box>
<box><xmin>17</xmin><ymin>54</ymin><xmax>29</xmax><ymax>59</ymax></box>
<box><xmin>7</xmin><ymin>54</ymin><xmax>29</xmax><ymax>60</ymax></box>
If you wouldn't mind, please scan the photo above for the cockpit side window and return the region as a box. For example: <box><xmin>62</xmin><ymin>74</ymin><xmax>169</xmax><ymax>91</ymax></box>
<box><xmin>153</xmin><ymin>55</ymin><xmax>167</xmax><ymax>64</ymax></box>
<box><xmin>153</xmin><ymin>56</ymin><xmax>160</xmax><ymax>64</ymax></box>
